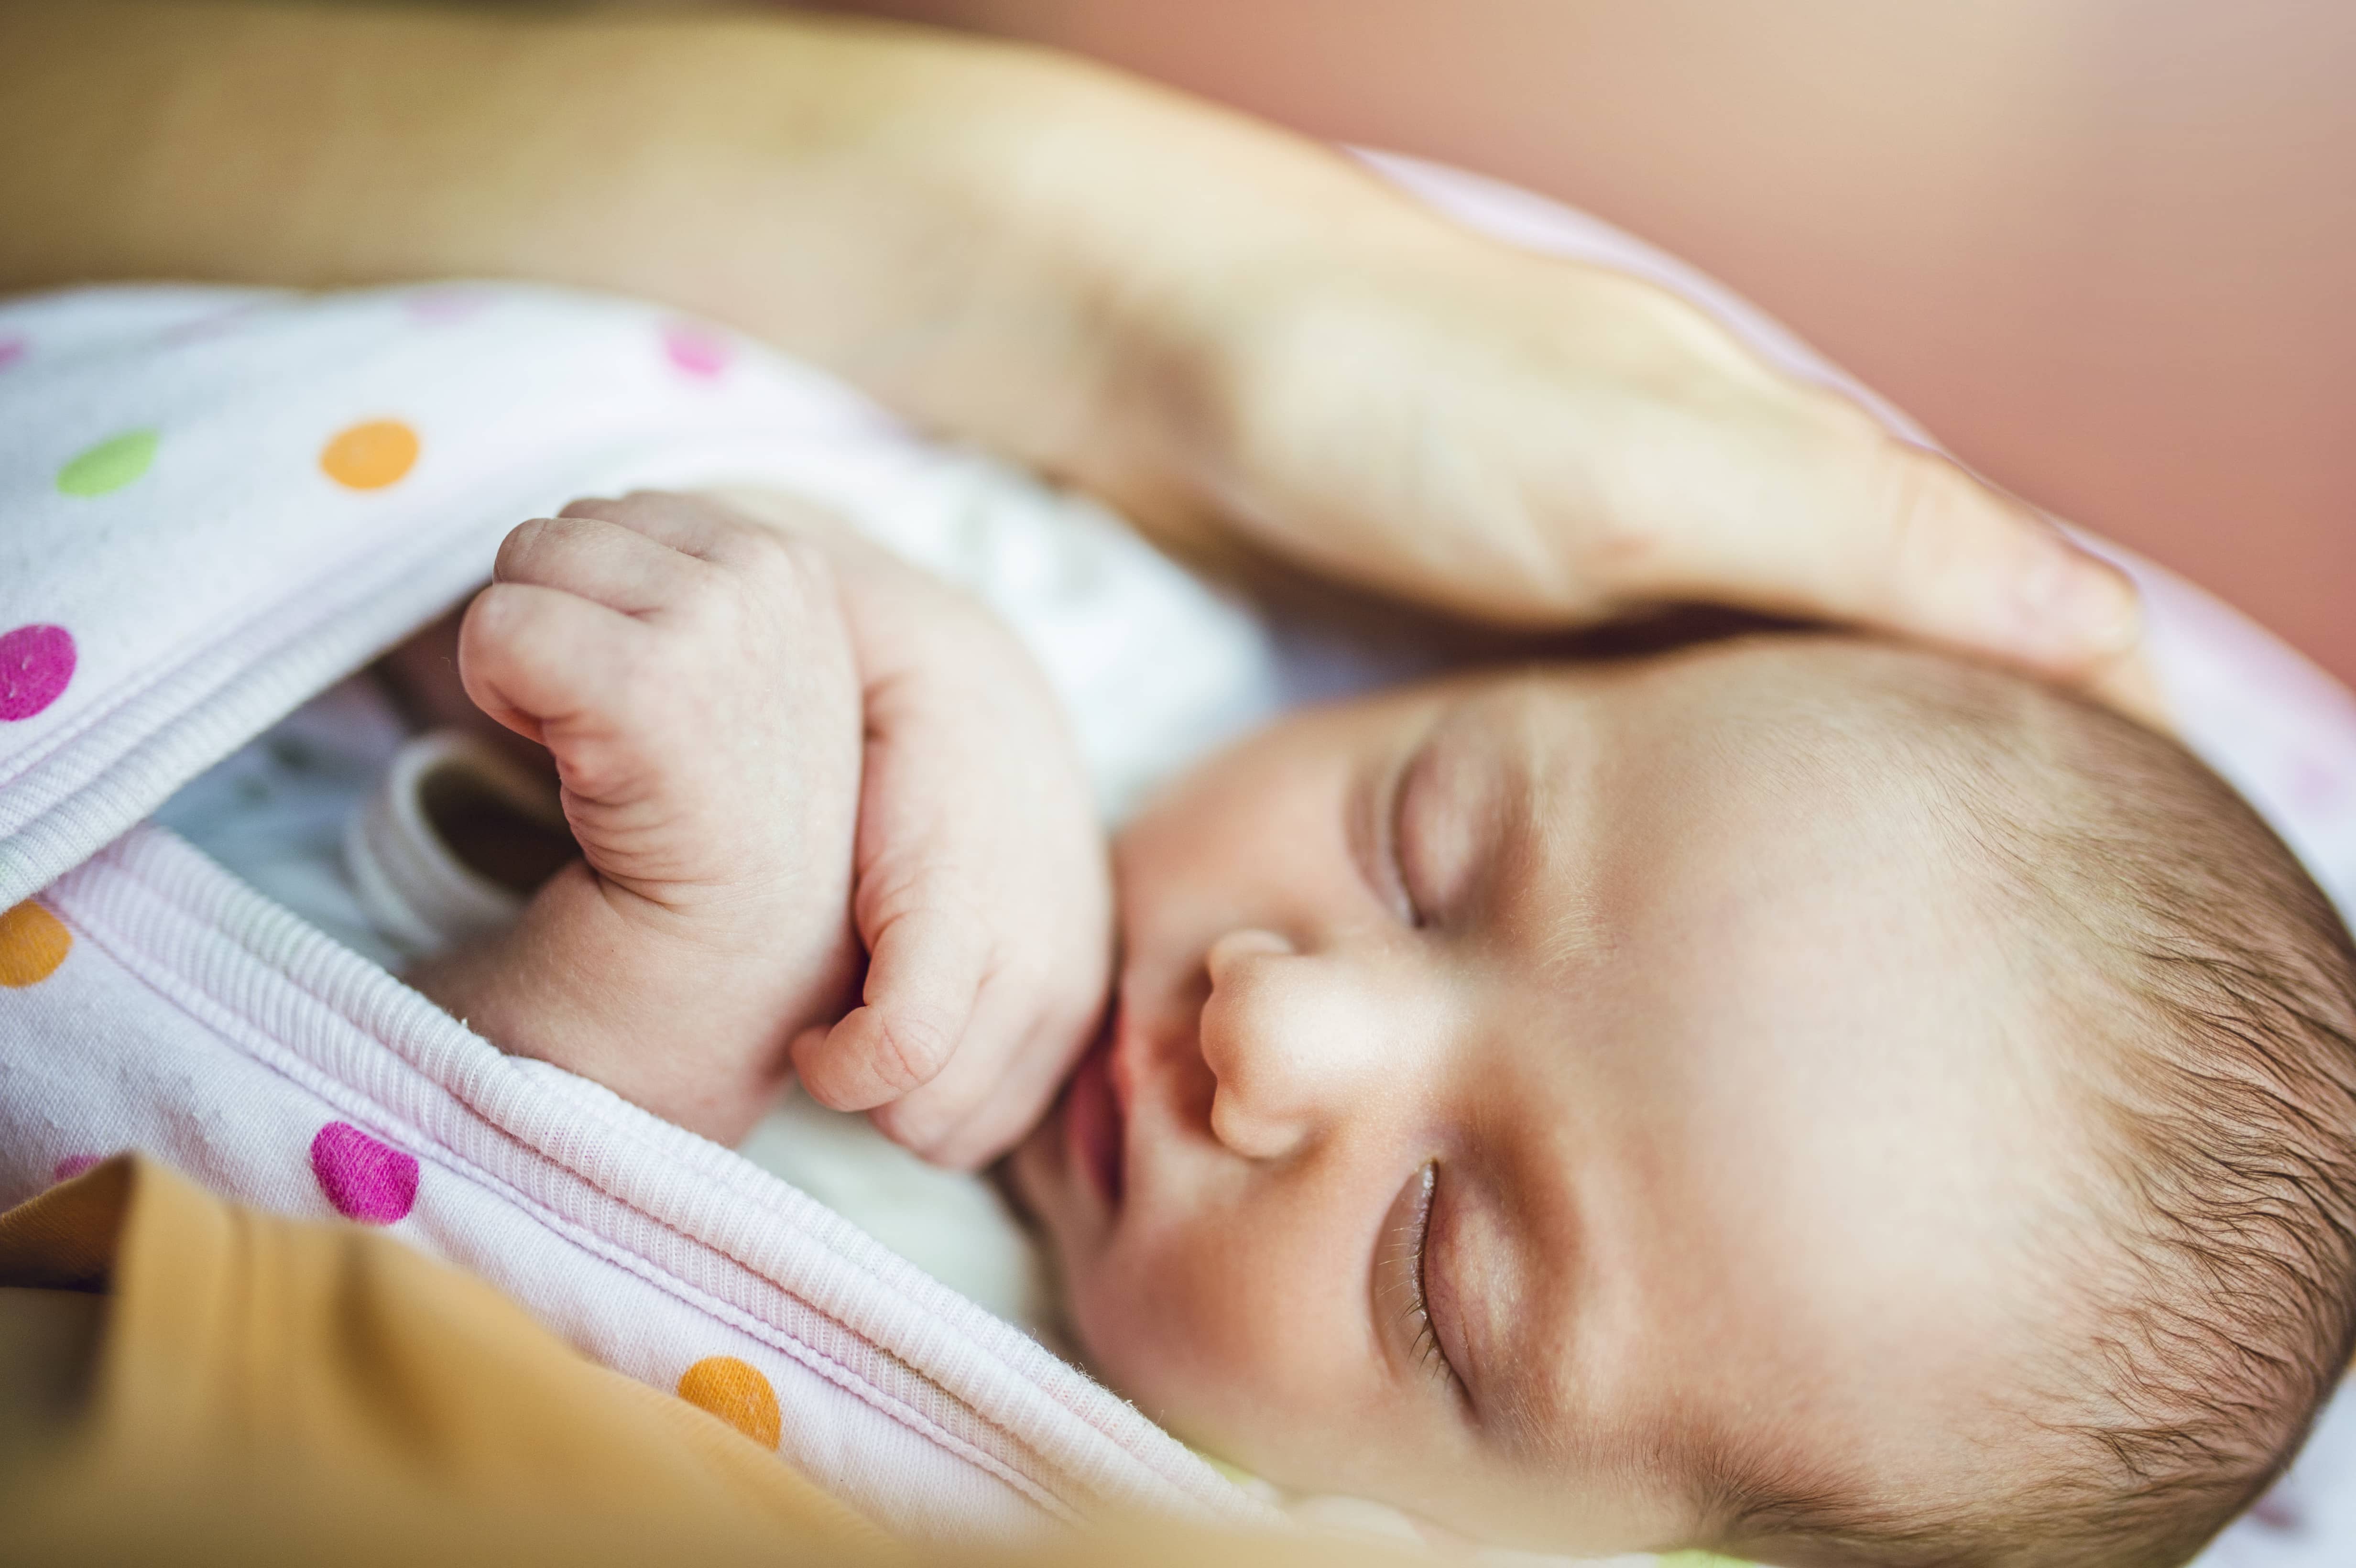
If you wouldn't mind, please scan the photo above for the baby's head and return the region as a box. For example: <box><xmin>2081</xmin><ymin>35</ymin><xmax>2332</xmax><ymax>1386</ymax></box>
<box><xmin>1010</xmin><ymin>634</ymin><xmax>2356</xmax><ymax>1566</ymax></box>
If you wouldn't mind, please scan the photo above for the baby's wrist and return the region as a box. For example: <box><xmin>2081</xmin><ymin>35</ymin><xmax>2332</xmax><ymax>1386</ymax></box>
<box><xmin>411</xmin><ymin>862</ymin><xmax>855</xmax><ymax>1145</ymax></box>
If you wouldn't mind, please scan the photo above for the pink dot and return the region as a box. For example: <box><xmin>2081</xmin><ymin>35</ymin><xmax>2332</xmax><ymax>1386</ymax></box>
<box><xmin>310</xmin><ymin>1122</ymin><xmax>418</xmax><ymax>1224</ymax></box>
<box><xmin>0</xmin><ymin>336</ymin><xmax>25</xmax><ymax>372</ymax></box>
<box><xmin>0</xmin><ymin>624</ymin><xmax>75</xmax><ymax>722</ymax></box>
<box><xmin>661</xmin><ymin>322</ymin><xmax>733</xmax><ymax>381</ymax></box>
<box><xmin>51</xmin><ymin>1154</ymin><xmax>100</xmax><ymax>1184</ymax></box>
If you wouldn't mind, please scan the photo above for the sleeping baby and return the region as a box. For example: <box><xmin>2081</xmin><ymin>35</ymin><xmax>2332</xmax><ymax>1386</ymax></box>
<box><xmin>396</xmin><ymin>488</ymin><xmax>2356</xmax><ymax>1568</ymax></box>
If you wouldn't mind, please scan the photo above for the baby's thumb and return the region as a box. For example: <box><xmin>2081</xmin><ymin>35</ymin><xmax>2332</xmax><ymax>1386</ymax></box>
<box><xmin>791</xmin><ymin>901</ymin><xmax>985</xmax><ymax>1113</ymax></box>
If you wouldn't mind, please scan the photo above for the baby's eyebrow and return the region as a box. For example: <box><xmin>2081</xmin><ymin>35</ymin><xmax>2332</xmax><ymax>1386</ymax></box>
<box><xmin>1471</xmin><ymin>726</ymin><xmax>1606</xmax><ymax>978</ymax></box>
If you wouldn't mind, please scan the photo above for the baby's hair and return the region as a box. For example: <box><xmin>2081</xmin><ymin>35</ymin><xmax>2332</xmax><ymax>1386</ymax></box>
<box><xmin>1723</xmin><ymin>642</ymin><xmax>2356</xmax><ymax>1568</ymax></box>
<box><xmin>1989</xmin><ymin>674</ymin><xmax>2356</xmax><ymax>1565</ymax></box>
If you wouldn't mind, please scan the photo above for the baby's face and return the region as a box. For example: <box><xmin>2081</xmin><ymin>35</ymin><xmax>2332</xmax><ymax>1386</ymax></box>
<box><xmin>1010</xmin><ymin>642</ymin><xmax>2077</xmax><ymax>1556</ymax></box>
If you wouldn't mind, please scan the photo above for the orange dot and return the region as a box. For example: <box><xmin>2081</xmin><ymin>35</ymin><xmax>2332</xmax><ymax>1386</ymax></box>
<box><xmin>676</xmin><ymin>1355</ymin><xmax>781</xmax><ymax>1448</ymax></box>
<box><xmin>319</xmin><ymin>419</ymin><xmax>420</xmax><ymax>490</ymax></box>
<box><xmin>0</xmin><ymin>901</ymin><xmax>70</xmax><ymax>987</ymax></box>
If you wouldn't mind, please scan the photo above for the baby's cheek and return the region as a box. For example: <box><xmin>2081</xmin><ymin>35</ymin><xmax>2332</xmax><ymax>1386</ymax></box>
<box><xmin>1075</xmin><ymin>1227</ymin><xmax>1324</xmax><ymax>1463</ymax></box>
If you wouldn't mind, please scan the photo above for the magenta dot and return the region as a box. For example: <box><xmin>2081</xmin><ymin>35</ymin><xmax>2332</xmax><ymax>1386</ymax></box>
<box><xmin>0</xmin><ymin>624</ymin><xmax>75</xmax><ymax>722</ymax></box>
<box><xmin>310</xmin><ymin>1122</ymin><xmax>418</xmax><ymax>1224</ymax></box>
<box><xmin>661</xmin><ymin>322</ymin><xmax>733</xmax><ymax>381</ymax></box>
<box><xmin>0</xmin><ymin>336</ymin><xmax>25</xmax><ymax>372</ymax></box>
<box><xmin>51</xmin><ymin>1154</ymin><xmax>100</xmax><ymax>1184</ymax></box>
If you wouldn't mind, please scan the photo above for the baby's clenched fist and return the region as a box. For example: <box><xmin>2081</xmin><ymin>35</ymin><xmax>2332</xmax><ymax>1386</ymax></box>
<box><xmin>413</xmin><ymin>493</ymin><xmax>864</xmax><ymax>1141</ymax></box>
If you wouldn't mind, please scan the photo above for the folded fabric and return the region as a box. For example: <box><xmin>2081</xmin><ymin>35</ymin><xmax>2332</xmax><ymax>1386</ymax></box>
<box><xmin>0</xmin><ymin>1155</ymin><xmax>1422</xmax><ymax>1568</ymax></box>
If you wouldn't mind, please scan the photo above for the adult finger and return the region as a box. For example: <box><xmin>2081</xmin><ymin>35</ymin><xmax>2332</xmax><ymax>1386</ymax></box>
<box><xmin>1606</xmin><ymin>391</ymin><xmax>2144</xmax><ymax>685</ymax></box>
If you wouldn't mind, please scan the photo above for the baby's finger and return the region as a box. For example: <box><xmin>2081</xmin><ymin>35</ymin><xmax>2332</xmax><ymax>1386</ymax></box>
<box><xmin>457</xmin><ymin>580</ymin><xmax>650</xmax><ymax>746</ymax></box>
<box><xmin>791</xmin><ymin>899</ymin><xmax>989</xmax><ymax>1112</ymax></box>
<box><xmin>558</xmin><ymin>492</ymin><xmax>776</xmax><ymax>574</ymax></box>
<box><xmin>495</xmin><ymin>513</ymin><xmax>707</xmax><ymax>617</ymax></box>
<box><xmin>871</xmin><ymin>986</ymin><xmax>1099</xmax><ymax>1170</ymax></box>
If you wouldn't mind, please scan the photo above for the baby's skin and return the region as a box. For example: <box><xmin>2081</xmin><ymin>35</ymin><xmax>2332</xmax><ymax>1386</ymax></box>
<box><xmin>409</xmin><ymin>491</ymin><xmax>1108</xmax><ymax>1162</ymax></box>
<box><xmin>1009</xmin><ymin>647</ymin><xmax>2090</xmax><ymax>1557</ymax></box>
<box><xmin>419</xmin><ymin>495</ymin><xmax>2094</xmax><ymax>1559</ymax></box>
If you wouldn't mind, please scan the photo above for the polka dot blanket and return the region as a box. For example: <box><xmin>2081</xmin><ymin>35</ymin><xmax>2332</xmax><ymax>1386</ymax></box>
<box><xmin>3</xmin><ymin>156</ymin><xmax>2355</xmax><ymax>1562</ymax></box>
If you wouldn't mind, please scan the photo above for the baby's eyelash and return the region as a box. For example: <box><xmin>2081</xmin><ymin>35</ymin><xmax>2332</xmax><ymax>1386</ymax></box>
<box><xmin>1383</xmin><ymin>1163</ymin><xmax>1463</xmax><ymax>1396</ymax></box>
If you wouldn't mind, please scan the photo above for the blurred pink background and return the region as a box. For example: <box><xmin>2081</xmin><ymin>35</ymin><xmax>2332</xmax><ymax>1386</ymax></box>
<box><xmin>818</xmin><ymin>0</ymin><xmax>2355</xmax><ymax>688</ymax></box>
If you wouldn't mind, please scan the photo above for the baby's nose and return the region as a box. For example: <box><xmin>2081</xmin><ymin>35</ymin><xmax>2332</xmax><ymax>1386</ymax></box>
<box><xmin>1198</xmin><ymin>928</ymin><xmax>1370</xmax><ymax>1162</ymax></box>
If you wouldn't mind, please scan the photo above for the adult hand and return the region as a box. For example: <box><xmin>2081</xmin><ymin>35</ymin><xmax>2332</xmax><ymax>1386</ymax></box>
<box><xmin>1164</xmin><ymin>234</ymin><xmax>2151</xmax><ymax>713</ymax></box>
<box><xmin>0</xmin><ymin>2</ymin><xmax>2153</xmax><ymax>719</ymax></box>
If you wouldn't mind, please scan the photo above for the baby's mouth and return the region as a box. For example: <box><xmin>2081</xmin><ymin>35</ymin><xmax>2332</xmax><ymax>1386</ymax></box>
<box><xmin>1065</xmin><ymin>1019</ymin><xmax>1125</xmax><ymax>1213</ymax></box>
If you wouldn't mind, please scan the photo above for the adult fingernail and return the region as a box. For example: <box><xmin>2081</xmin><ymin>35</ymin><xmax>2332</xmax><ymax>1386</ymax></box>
<box><xmin>2017</xmin><ymin>550</ymin><xmax>2140</xmax><ymax>661</ymax></box>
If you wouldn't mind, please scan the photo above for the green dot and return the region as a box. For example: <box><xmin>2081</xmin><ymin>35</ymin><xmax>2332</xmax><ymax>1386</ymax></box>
<box><xmin>57</xmin><ymin>428</ymin><xmax>159</xmax><ymax>497</ymax></box>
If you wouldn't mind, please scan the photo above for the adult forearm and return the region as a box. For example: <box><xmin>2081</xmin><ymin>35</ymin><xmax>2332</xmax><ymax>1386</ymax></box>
<box><xmin>0</xmin><ymin>2</ymin><xmax>1372</xmax><ymax>493</ymax></box>
<box><xmin>0</xmin><ymin>4</ymin><xmax>2150</xmax><ymax>685</ymax></box>
<box><xmin>0</xmin><ymin>5</ymin><xmax>1047</xmax><ymax>363</ymax></box>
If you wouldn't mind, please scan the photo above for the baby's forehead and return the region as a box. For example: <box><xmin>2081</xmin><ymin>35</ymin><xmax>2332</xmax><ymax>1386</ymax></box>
<box><xmin>1458</xmin><ymin>641</ymin><xmax>2086</xmax><ymax>1242</ymax></box>
<box><xmin>1461</xmin><ymin>639</ymin><xmax>2031</xmax><ymax>874</ymax></box>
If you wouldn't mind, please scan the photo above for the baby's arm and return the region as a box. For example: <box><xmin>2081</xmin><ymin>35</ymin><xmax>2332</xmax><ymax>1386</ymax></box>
<box><xmin>725</xmin><ymin>490</ymin><xmax>1113</xmax><ymax>1168</ymax></box>
<box><xmin>411</xmin><ymin>492</ymin><xmax>1111</xmax><ymax>1163</ymax></box>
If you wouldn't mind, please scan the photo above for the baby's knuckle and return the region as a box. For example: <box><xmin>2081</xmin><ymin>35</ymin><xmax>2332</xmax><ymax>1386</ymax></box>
<box><xmin>494</xmin><ymin>515</ymin><xmax>560</xmax><ymax>578</ymax></box>
<box><xmin>870</xmin><ymin>1009</ymin><xmax>956</xmax><ymax>1094</ymax></box>
<box><xmin>750</xmin><ymin>532</ymin><xmax>837</xmax><ymax>599</ymax></box>
<box><xmin>672</xmin><ymin>577</ymin><xmax>749</xmax><ymax>646</ymax></box>
<box><xmin>556</xmin><ymin>494</ymin><xmax>630</xmax><ymax>526</ymax></box>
